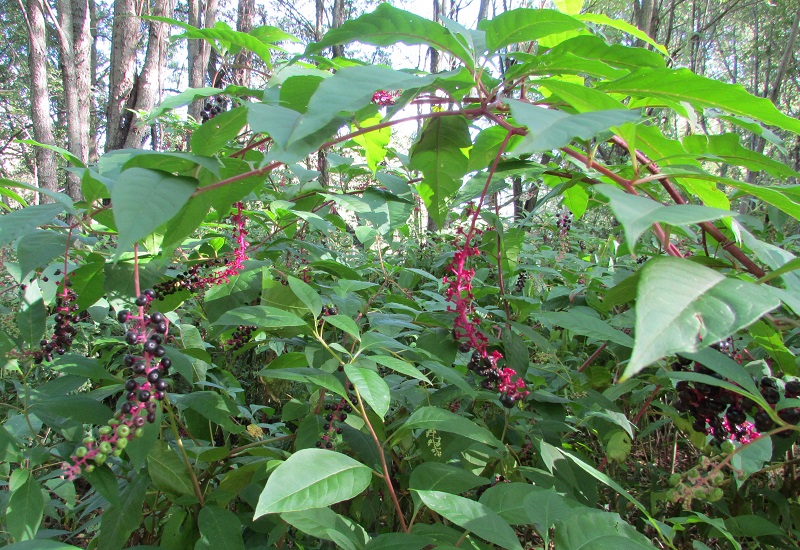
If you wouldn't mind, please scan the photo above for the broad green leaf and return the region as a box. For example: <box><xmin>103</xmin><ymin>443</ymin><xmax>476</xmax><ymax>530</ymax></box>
<box><xmin>505</xmin><ymin>100</ymin><xmax>640</xmax><ymax>153</ymax></box>
<box><xmin>399</xmin><ymin>406</ymin><xmax>503</xmax><ymax>449</ymax></box>
<box><xmin>623</xmin><ymin>257</ymin><xmax>780</xmax><ymax>380</ymax></box>
<box><xmin>111</xmin><ymin>168</ymin><xmax>198</xmax><ymax>253</ymax></box>
<box><xmin>415</xmin><ymin>490</ymin><xmax>523</xmax><ymax>550</ymax></box>
<box><xmin>84</xmin><ymin>464</ymin><xmax>120</xmax><ymax>506</ymax></box>
<box><xmin>482</xmin><ymin>8</ymin><xmax>584</xmax><ymax>53</ymax></box>
<box><xmin>214</xmin><ymin>305</ymin><xmax>307</xmax><ymax>328</ymax></box>
<box><xmin>17</xmin><ymin>281</ymin><xmax>46</xmax><ymax>345</ymax></box>
<box><xmin>147</xmin><ymin>441</ymin><xmax>195</xmax><ymax>498</ymax></box>
<box><xmin>595</xmin><ymin>184</ymin><xmax>733</xmax><ymax>250</ymax></box>
<box><xmin>195</xmin><ymin>505</ymin><xmax>245</xmax><ymax>550</ymax></box>
<box><xmin>6</xmin><ymin>470</ymin><xmax>44</xmax><ymax>541</ymax></box>
<box><xmin>749</xmin><ymin>321</ymin><xmax>796</xmax><ymax>375</ymax></box>
<box><xmin>288</xmin><ymin>276</ymin><xmax>322</xmax><ymax>318</ymax></box>
<box><xmin>2</xmin><ymin>543</ymin><xmax>81</xmax><ymax>550</ymax></box>
<box><xmin>351</xmin><ymin>115</ymin><xmax>391</xmax><ymax>172</ymax></box>
<box><xmin>344</xmin><ymin>365</ymin><xmax>390</xmax><ymax>418</ymax></box>
<box><xmin>96</xmin><ymin>474</ymin><xmax>149</xmax><ymax>550</ymax></box>
<box><xmin>259</xmin><ymin>368</ymin><xmax>347</xmax><ymax>398</ymax></box>
<box><xmin>726</xmin><ymin>180</ymin><xmax>800</xmax><ymax>222</ymax></box>
<box><xmin>325</xmin><ymin>315</ymin><xmax>361</xmax><ymax>341</ymax></box>
<box><xmin>359</xmin><ymin>188</ymin><xmax>415</xmax><ymax>236</ymax></box>
<box><xmin>410</xmin><ymin>464</ymin><xmax>488</xmax><ymax>512</ymax></box>
<box><xmin>577</xmin><ymin>13</ymin><xmax>668</xmax><ymax>55</ymax></box>
<box><xmin>254</xmin><ymin>448</ymin><xmax>372</xmax><ymax>516</ymax></box>
<box><xmin>554</xmin><ymin>509</ymin><xmax>654</xmax><ymax>549</ymax></box>
<box><xmin>364</xmin><ymin>533</ymin><xmax>433</xmax><ymax>550</ymax></box>
<box><xmin>122</xmin><ymin>150</ymin><xmax>220</xmax><ymax>176</ymax></box>
<box><xmin>68</xmin><ymin>254</ymin><xmax>106</xmax><ymax>310</ymax></box>
<box><xmin>537</xmin><ymin>311</ymin><xmax>634</xmax><ymax>347</ymax></box>
<box><xmin>150</xmin><ymin>85</ymin><xmax>254</xmax><ymax>119</ymax></box>
<box><xmin>562</xmin><ymin>184</ymin><xmax>589</xmax><ymax>219</ymax></box>
<box><xmin>409</xmin><ymin>116</ymin><xmax>471</xmax><ymax>228</ymax></box>
<box><xmin>683</xmin><ymin>133</ymin><xmax>799</xmax><ymax>179</ymax></box>
<box><xmin>16</xmin><ymin>230</ymin><xmax>69</xmax><ymax>277</ymax></box>
<box><xmin>30</xmin><ymin>395</ymin><xmax>113</xmax><ymax>428</ymax></box>
<box><xmin>191</xmin><ymin>106</ymin><xmax>248</xmax><ymax>156</ymax></box>
<box><xmin>281</xmin><ymin>508</ymin><xmax>369</xmax><ymax>550</ymax></box>
<box><xmin>178</xmin><ymin>391</ymin><xmax>244</xmax><ymax>434</ymax></box>
<box><xmin>598</xmin><ymin>68</ymin><xmax>800</xmax><ymax>135</ymax></box>
<box><xmin>537</xmin><ymin>78</ymin><xmax>627</xmax><ymax>112</ymax></box>
<box><xmin>370</xmin><ymin>355</ymin><xmax>430</xmax><ymax>384</ymax></box>
<box><xmin>0</xmin><ymin>202</ymin><xmax>64</xmax><ymax>248</ymax></box>
<box><xmin>553</xmin><ymin>0</ymin><xmax>584</xmax><ymax>15</ymax></box>
<box><xmin>307</xmin><ymin>3</ymin><xmax>474</xmax><ymax>68</ymax></box>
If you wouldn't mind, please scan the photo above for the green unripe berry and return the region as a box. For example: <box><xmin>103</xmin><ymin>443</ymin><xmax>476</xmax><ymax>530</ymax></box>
<box><xmin>83</xmin><ymin>437</ymin><xmax>95</xmax><ymax>445</ymax></box>
<box><xmin>98</xmin><ymin>426</ymin><xmax>112</xmax><ymax>436</ymax></box>
<box><xmin>94</xmin><ymin>452</ymin><xmax>107</xmax><ymax>465</ymax></box>
<box><xmin>112</xmin><ymin>449</ymin><xmax>123</xmax><ymax>457</ymax></box>
<box><xmin>75</xmin><ymin>446</ymin><xmax>88</xmax><ymax>458</ymax></box>
<box><xmin>669</xmin><ymin>473</ymin><xmax>681</xmax><ymax>486</ymax></box>
<box><xmin>84</xmin><ymin>465</ymin><xmax>95</xmax><ymax>473</ymax></box>
<box><xmin>116</xmin><ymin>438</ymin><xmax>128</xmax><ymax>450</ymax></box>
<box><xmin>116</xmin><ymin>425</ymin><xmax>130</xmax><ymax>438</ymax></box>
<box><xmin>720</xmin><ymin>440</ymin><xmax>735</xmax><ymax>454</ymax></box>
<box><xmin>99</xmin><ymin>441</ymin><xmax>113</xmax><ymax>454</ymax></box>
<box><xmin>135</xmin><ymin>428</ymin><xmax>145</xmax><ymax>438</ymax></box>
<box><xmin>108</xmin><ymin>419</ymin><xmax>120</xmax><ymax>426</ymax></box>
<box><xmin>688</xmin><ymin>467</ymin><xmax>700</xmax><ymax>478</ymax></box>
<box><xmin>692</xmin><ymin>487</ymin><xmax>706</xmax><ymax>499</ymax></box>
<box><xmin>708</xmin><ymin>487</ymin><xmax>724</xmax><ymax>502</ymax></box>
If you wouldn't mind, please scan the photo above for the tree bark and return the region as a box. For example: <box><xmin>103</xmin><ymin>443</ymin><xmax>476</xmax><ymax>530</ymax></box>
<box><xmin>54</xmin><ymin>0</ymin><xmax>92</xmax><ymax>201</ymax></box>
<box><xmin>331</xmin><ymin>0</ymin><xmax>345</xmax><ymax>58</ymax></box>
<box><xmin>188</xmin><ymin>0</ymin><xmax>218</xmax><ymax>120</ymax></box>
<box><xmin>233</xmin><ymin>0</ymin><xmax>256</xmax><ymax>86</ymax></box>
<box><xmin>23</xmin><ymin>0</ymin><xmax>58</xmax><ymax>202</ymax></box>
<box><xmin>105</xmin><ymin>0</ymin><xmax>139</xmax><ymax>152</ymax></box>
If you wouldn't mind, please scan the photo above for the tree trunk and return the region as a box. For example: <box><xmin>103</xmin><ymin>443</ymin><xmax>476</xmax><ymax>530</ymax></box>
<box><xmin>55</xmin><ymin>0</ymin><xmax>92</xmax><ymax>201</ymax></box>
<box><xmin>122</xmin><ymin>0</ymin><xmax>175</xmax><ymax>149</ymax></box>
<box><xmin>88</xmin><ymin>0</ymin><xmax>99</xmax><ymax>163</ymax></box>
<box><xmin>232</xmin><ymin>0</ymin><xmax>256</xmax><ymax>86</ymax></box>
<box><xmin>24</xmin><ymin>0</ymin><xmax>58</xmax><ymax>202</ymax></box>
<box><xmin>331</xmin><ymin>0</ymin><xmax>345</xmax><ymax>58</ymax></box>
<box><xmin>188</xmin><ymin>0</ymin><xmax>218</xmax><ymax>120</ymax></box>
<box><xmin>478</xmin><ymin>0</ymin><xmax>490</xmax><ymax>22</ymax></box>
<box><xmin>105</xmin><ymin>0</ymin><xmax>139</xmax><ymax>152</ymax></box>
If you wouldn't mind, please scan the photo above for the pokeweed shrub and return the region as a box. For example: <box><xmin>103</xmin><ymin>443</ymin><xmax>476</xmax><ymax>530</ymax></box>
<box><xmin>2</xmin><ymin>4</ymin><xmax>800</xmax><ymax>549</ymax></box>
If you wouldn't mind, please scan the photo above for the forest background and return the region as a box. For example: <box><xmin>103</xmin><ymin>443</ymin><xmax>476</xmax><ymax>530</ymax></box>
<box><xmin>1</xmin><ymin>0</ymin><xmax>800</xmax><ymax>548</ymax></box>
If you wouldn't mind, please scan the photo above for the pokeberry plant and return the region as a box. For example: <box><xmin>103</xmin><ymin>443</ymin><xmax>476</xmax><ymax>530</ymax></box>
<box><xmin>2</xmin><ymin>4</ymin><xmax>800</xmax><ymax>549</ymax></box>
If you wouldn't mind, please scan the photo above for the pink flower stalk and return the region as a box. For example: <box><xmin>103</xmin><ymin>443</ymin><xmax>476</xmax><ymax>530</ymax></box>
<box><xmin>189</xmin><ymin>202</ymin><xmax>250</xmax><ymax>288</ymax></box>
<box><xmin>444</xmin><ymin>229</ymin><xmax>529</xmax><ymax>407</ymax></box>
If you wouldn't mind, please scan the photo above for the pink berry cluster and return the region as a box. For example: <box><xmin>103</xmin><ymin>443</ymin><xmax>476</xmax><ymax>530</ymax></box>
<box><xmin>194</xmin><ymin>202</ymin><xmax>249</xmax><ymax>287</ymax></box>
<box><xmin>371</xmin><ymin>89</ymin><xmax>400</xmax><ymax>106</ymax></box>
<box><xmin>62</xmin><ymin>289</ymin><xmax>171</xmax><ymax>479</ymax></box>
<box><xmin>444</xmin><ymin>229</ymin><xmax>529</xmax><ymax>407</ymax></box>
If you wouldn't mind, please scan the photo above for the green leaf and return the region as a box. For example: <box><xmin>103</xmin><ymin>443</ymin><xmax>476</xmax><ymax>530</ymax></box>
<box><xmin>147</xmin><ymin>440</ymin><xmax>196</xmax><ymax>498</ymax></box>
<box><xmin>84</xmin><ymin>464</ymin><xmax>120</xmax><ymax>506</ymax></box>
<box><xmin>536</xmin><ymin>311</ymin><xmax>634</xmax><ymax>347</ymax></box>
<box><xmin>69</xmin><ymin>254</ymin><xmax>106</xmax><ymax>310</ymax></box>
<box><xmin>191</xmin><ymin>106</ymin><xmax>248</xmax><ymax>156</ymax></box>
<box><xmin>214</xmin><ymin>305</ymin><xmax>308</xmax><ymax>328</ymax></box>
<box><xmin>2</xmin><ymin>542</ymin><xmax>81</xmax><ymax>550</ymax></box>
<box><xmin>410</xmin><ymin>464</ymin><xmax>488</xmax><ymax>512</ymax></box>
<box><xmin>409</xmin><ymin>116</ymin><xmax>471</xmax><ymax>228</ymax></box>
<box><xmin>562</xmin><ymin>184</ymin><xmax>589</xmax><ymax>219</ymax></box>
<box><xmin>195</xmin><ymin>505</ymin><xmax>245</xmax><ymax>550</ymax></box>
<box><xmin>325</xmin><ymin>315</ymin><xmax>361</xmax><ymax>341</ymax></box>
<box><xmin>30</xmin><ymin>395</ymin><xmax>113</xmax><ymax>428</ymax></box>
<box><xmin>122</xmin><ymin>150</ymin><xmax>220</xmax><ymax>176</ymax></box>
<box><xmin>364</xmin><ymin>533</ymin><xmax>433</xmax><ymax>550</ymax></box>
<box><xmin>683</xmin><ymin>133</ymin><xmax>800</xmax><ymax>179</ymax></box>
<box><xmin>111</xmin><ymin>168</ymin><xmax>198</xmax><ymax>253</ymax></box>
<box><xmin>482</xmin><ymin>8</ymin><xmax>584</xmax><ymax>53</ymax></box>
<box><xmin>17</xmin><ymin>281</ymin><xmax>46</xmax><ymax>345</ymax></box>
<box><xmin>505</xmin><ymin>100</ymin><xmax>640</xmax><ymax>153</ymax></box>
<box><xmin>553</xmin><ymin>0</ymin><xmax>584</xmax><ymax>14</ymax></box>
<box><xmin>307</xmin><ymin>3</ymin><xmax>474</xmax><ymax>68</ymax></box>
<box><xmin>96</xmin><ymin>474</ymin><xmax>149</xmax><ymax>550</ymax></box>
<box><xmin>16</xmin><ymin>230</ymin><xmax>69</xmax><ymax>277</ymax></box>
<box><xmin>370</xmin><ymin>355</ymin><xmax>430</xmax><ymax>384</ymax></box>
<box><xmin>344</xmin><ymin>365</ymin><xmax>390</xmax><ymax>418</ymax></box>
<box><xmin>0</xmin><ymin>203</ymin><xmax>64</xmax><ymax>248</ymax></box>
<box><xmin>281</xmin><ymin>508</ymin><xmax>369</xmax><ymax>550</ymax></box>
<box><xmin>598</xmin><ymin>68</ymin><xmax>800</xmax><ymax>135</ymax></box>
<box><xmin>595</xmin><ymin>184</ymin><xmax>733</xmax><ymax>250</ymax></box>
<box><xmin>577</xmin><ymin>13</ymin><xmax>668</xmax><ymax>55</ymax></box>
<box><xmin>351</xmin><ymin>115</ymin><xmax>391</xmax><ymax>172</ymax></box>
<box><xmin>554</xmin><ymin>509</ymin><xmax>654</xmax><ymax>549</ymax></box>
<box><xmin>399</xmin><ymin>406</ymin><xmax>503</xmax><ymax>449</ymax></box>
<box><xmin>749</xmin><ymin>321</ymin><xmax>796</xmax><ymax>376</ymax></box>
<box><xmin>622</xmin><ymin>257</ymin><xmax>780</xmax><ymax>380</ymax></box>
<box><xmin>254</xmin><ymin>448</ymin><xmax>372</xmax><ymax>516</ymax></box>
<box><xmin>178</xmin><ymin>391</ymin><xmax>244</xmax><ymax>434</ymax></box>
<box><xmin>6</xmin><ymin>470</ymin><xmax>44</xmax><ymax>541</ymax></box>
<box><xmin>258</xmin><ymin>368</ymin><xmax>347</xmax><ymax>399</ymax></box>
<box><xmin>288</xmin><ymin>276</ymin><xmax>322</xmax><ymax>318</ymax></box>
<box><xmin>415</xmin><ymin>490</ymin><xmax>523</xmax><ymax>550</ymax></box>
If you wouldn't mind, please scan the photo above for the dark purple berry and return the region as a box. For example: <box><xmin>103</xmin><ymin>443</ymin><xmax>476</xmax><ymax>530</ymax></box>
<box><xmin>143</xmin><ymin>340</ymin><xmax>158</xmax><ymax>354</ymax></box>
<box><xmin>160</xmin><ymin>357</ymin><xmax>172</xmax><ymax>369</ymax></box>
<box><xmin>125</xmin><ymin>379</ymin><xmax>138</xmax><ymax>391</ymax></box>
<box><xmin>135</xmin><ymin>295</ymin><xmax>148</xmax><ymax>307</ymax></box>
<box><xmin>154</xmin><ymin>345</ymin><xmax>166</xmax><ymax>357</ymax></box>
<box><xmin>499</xmin><ymin>394</ymin><xmax>516</xmax><ymax>408</ymax></box>
<box><xmin>154</xmin><ymin>391</ymin><xmax>165</xmax><ymax>401</ymax></box>
<box><xmin>155</xmin><ymin>379</ymin><xmax>169</xmax><ymax>391</ymax></box>
<box><xmin>147</xmin><ymin>412</ymin><xmax>156</xmax><ymax>423</ymax></box>
<box><xmin>779</xmin><ymin>408</ymin><xmax>800</xmax><ymax>425</ymax></box>
<box><xmin>155</xmin><ymin>321</ymin><xmax>167</xmax><ymax>334</ymax></box>
<box><xmin>117</xmin><ymin>310</ymin><xmax>130</xmax><ymax>323</ymax></box>
<box><xmin>134</xmin><ymin>416</ymin><xmax>146</xmax><ymax>427</ymax></box>
<box><xmin>121</xmin><ymin>402</ymin><xmax>132</xmax><ymax>414</ymax></box>
<box><xmin>762</xmin><ymin>387</ymin><xmax>780</xmax><ymax>404</ymax></box>
<box><xmin>754</xmin><ymin>411</ymin><xmax>774</xmax><ymax>432</ymax></box>
<box><xmin>123</xmin><ymin>354</ymin><xmax>136</xmax><ymax>367</ymax></box>
<box><xmin>150</xmin><ymin>312</ymin><xmax>164</xmax><ymax>323</ymax></box>
<box><xmin>138</xmin><ymin>390</ymin><xmax>151</xmax><ymax>402</ymax></box>
<box><xmin>125</xmin><ymin>331</ymin><xmax>139</xmax><ymax>345</ymax></box>
<box><xmin>147</xmin><ymin>370</ymin><xmax>160</xmax><ymax>383</ymax></box>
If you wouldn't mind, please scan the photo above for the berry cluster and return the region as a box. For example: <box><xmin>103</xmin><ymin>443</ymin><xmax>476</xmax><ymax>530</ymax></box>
<box><xmin>514</xmin><ymin>272</ymin><xmax>527</xmax><ymax>293</ymax></box>
<box><xmin>556</xmin><ymin>212</ymin><xmax>572</xmax><ymax>233</ymax></box>
<box><xmin>371</xmin><ymin>90</ymin><xmax>400</xmax><ymax>106</ymax></box>
<box><xmin>322</xmin><ymin>304</ymin><xmax>338</xmax><ymax>316</ymax></box>
<box><xmin>316</xmin><ymin>397</ymin><xmax>353</xmax><ymax>449</ymax></box>
<box><xmin>199</xmin><ymin>95</ymin><xmax>228</xmax><ymax>123</ymax></box>
<box><xmin>33</xmin><ymin>275</ymin><xmax>87</xmax><ymax>364</ymax></box>
<box><xmin>636</xmin><ymin>255</ymin><xmax>648</xmax><ymax>265</ymax></box>
<box><xmin>444</xmin><ymin>228</ymin><xmax>528</xmax><ymax>407</ymax></box>
<box><xmin>225</xmin><ymin>325</ymin><xmax>255</xmax><ymax>350</ymax></box>
<box><xmin>666</xmin><ymin>455</ymin><xmax>727</xmax><ymax>508</ymax></box>
<box><xmin>63</xmin><ymin>289</ymin><xmax>172</xmax><ymax>479</ymax></box>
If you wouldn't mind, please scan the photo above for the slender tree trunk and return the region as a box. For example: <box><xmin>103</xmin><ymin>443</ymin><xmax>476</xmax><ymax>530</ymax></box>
<box><xmin>188</xmin><ymin>0</ymin><xmax>217</xmax><ymax>120</ymax></box>
<box><xmin>23</xmin><ymin>0</ymin><xmax>58</xmax><ymax>202</ymax></box>
<box><xmin>331</xmin><ymin>0</ymin><xmax>345</xmax><ymax>58</ymax></box>
<box><xmin>54</xmin><ymin>0</ymin><xmax>92</xmax><ymax>201</ymax></box>
<box><xmin>478</xmin><ymin>0</ymin><xmax>491</xmax><ymax>22</ymax></box>
<box><xmin>105</xmin><ymin>0</ymin><xmax>139</xmax><ymax>152</ymax></box>
<box><xmin>315</xmin><ymin>0</ymin><xmax>324</xmax><ymax>41</ymax></box>
<box><xmin>233</xmin><ymin>0</ymin><xmax>256</xmax><ymax>86</ymax></box>
<box><xmin>88</xmin><ymin>0</ymin><xmax>99</xmax><ymax>163</ymax></box>
<box><xmin>123</xmin><ymin>0</ymin><xmax>175</xmax><ymax>149</ymax></box>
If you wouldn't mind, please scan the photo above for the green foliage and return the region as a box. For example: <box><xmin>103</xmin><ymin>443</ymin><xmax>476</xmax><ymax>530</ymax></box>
<box><xmin>2</xmin><ymin>4</ymin><xmax>800</xmax><ymax>550</ymax></box>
